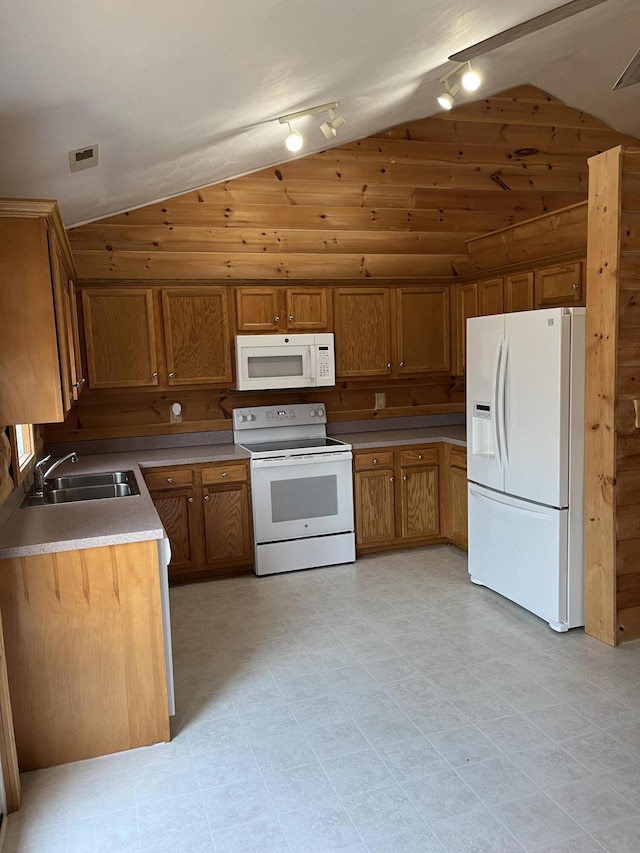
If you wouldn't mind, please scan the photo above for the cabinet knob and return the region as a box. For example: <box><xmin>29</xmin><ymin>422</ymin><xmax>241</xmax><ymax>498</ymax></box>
<box><xmin>390</xmin><ymin>476</ymin><xmax>395</xmax><ymax>482</ymax></box>
<box><xmin>187</xmin><ymin>497</ymin><xmax>193</xmax><ymax>503</ymax></box>
<box><xmin>372</xmin><ymin>458</ymin><xmax>378</xmax><ymax>464</ymax></box>
<box><xmin>418</xmin><ymin>454</ymin><xmax>423</xmax><ymax>460</ymax></box>
<box><xmin>289</xmin><ymin>316</ymin><xmax>294</xmax><ymax>322</ymax></box>
<box><xmin>168</xmin><ymin>372</ymin><xmax>174</xmax><ymax>378</ymax></box>
<box><xmin>81</xmin><ymin>378</ymin><xmax>86</xmax><ymax>385</ymax></box>
<box><xmin>572</xmin><ymin>284</ymin><xmax>579</xmax><ymax>290</ymax></box>
<box><xmin>387</xmin><ymin>363</ymin><xmax>391</xmax><ymax>369</ymax></box>
<box><xmin>274</xmin><ymin>316</ymin><xmax>280</xmax><ymax>323</ymax></box>
<box><xmin>73</xmin><ymin>381</ymin><xmax>81</xmax><ymax>389</ymax></box>
<box><xmin>152</xmin><ymin>372</ymin><xmax>158</xmax><ymax>378</ymax></box>
<box><xmin>167</xmin><ymin>477</ymin><xmax>173</xmax><ymax>483</ymax></box>
<box><xmin>222</xmin><ymin>472</ymin><xmax>228</xmax><ymax>478</ymax></box>
<box><xmin>204</xmin><ymin>494</ymin><xmax>210</xmax><ymax>501</ymax></box>
<box><xmin>403</xmin><ymin>475</ymin><xmax>408</xmax><ymax>481</ymax></box>
<box><xmin>400</xmin><ymin>361</ymin><xmax>404</xmax><ymax>367</ymax></box>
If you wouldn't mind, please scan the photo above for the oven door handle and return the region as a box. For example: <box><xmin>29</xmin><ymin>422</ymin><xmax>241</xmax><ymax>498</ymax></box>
<box><xmin>252</xmin><ymin>452</ymin><xmax>353</xmax><ymax>468</ymax></box>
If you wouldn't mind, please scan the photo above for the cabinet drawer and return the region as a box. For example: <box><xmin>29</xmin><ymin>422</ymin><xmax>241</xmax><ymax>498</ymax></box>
<box><xmin>144</xmin><ymin>468</ymin><xmax>193</xmax><ymax>490</ymax></box>
<box><xmin>449</xmin><ymin>447</ymin><xmax>467</xmax><ymax>471</ymax></box>
<box><xmin>354</xmin><ymin>451</ymin><xmax>394</xmax><ymax>471</ymax></box>
<box><xmin>400</xmin><ymin>446</ymin><xmax>438</xmax><ymax>466</ymax></box>
<box><xmin>202</xmin><ymin>462</ymin><xmax>247</xmax><ymax>485</ymax></box>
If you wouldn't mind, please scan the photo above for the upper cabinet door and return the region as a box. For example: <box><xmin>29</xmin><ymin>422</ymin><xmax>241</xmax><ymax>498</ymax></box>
<box><xmin>534</xmin><ymin>262</ymin><xmax>583</xmax><ymax>308</ymax></box>
<box><xmin>162</xmin><ymin>287</ymin><xmax>232</xmax><ymax>385</ymax></box>
<box><xmin>0</xmin><ymin>217</ymin><xmax>65</xmax><ymax>424</ymax></box>
<box><xmin>505</xmin><ymin>272</ymin><xmax>534</xmax><ymax>313</ymax></box>
<box><xmin>397</xmin><ymin>287</ymin><xmax>450</xmax><ymax>374</ymax></box>
<box><xmin>82</xmin><ymin>288</ymin><xmax>159</xmax><ymax>388</ymax></box>
<box><xmin>285</xmin><ymin>287</ymin><xmax>330</xmax><ymax>331</ymax></box>
<box><xmin>455</xmin><ymin>282</ymin><xmax>478</xmax><ymax>375</ymax></box>
<box><xmin>334</xmin><ymin>288</ymin><xmax>392</xmax><ymax>377</ymax></box>
<box><xmin>478</xmin><ymin>278</ymin><xmax>504</xmax><ymax>316</ymax></box>
<box><xmin>235</xmin><ymin>287</ymin><xmax>282</xmax><ymax>332</ymax></box>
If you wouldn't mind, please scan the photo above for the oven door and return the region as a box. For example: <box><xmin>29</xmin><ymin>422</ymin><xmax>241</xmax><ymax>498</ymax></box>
<box><xmin>251</xmin><ymin>452</ymin><xmax>354</xmax><ymax>543</ymax></box>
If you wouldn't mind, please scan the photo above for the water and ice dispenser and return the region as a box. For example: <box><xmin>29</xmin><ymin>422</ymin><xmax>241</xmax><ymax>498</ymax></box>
<box><xmin>471</xmin><ymin>400</ymin><xmax>495</xmax><ymax>457</ymax></box>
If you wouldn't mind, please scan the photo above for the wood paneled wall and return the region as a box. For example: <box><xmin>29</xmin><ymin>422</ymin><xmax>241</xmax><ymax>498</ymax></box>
<box><xmin>585</xmin><ymin>145</ymin><xmax>640</xmax><ymax>645</ymax></box>
<box><xmin>68</xmin><ymin>86</ymin><xmax>635</xmax><ymax>283</ymax></box>
<box><xmin>49</xmin><ymin>86</ymin><xmax>638</xmax><ymax>443</ymax></box>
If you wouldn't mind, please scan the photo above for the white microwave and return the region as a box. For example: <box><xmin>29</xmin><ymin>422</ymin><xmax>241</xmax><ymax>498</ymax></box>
<box><xmin>235</xmin><ymin>333</ymin><xmax>335</xmax><ymax>391</ymax></box>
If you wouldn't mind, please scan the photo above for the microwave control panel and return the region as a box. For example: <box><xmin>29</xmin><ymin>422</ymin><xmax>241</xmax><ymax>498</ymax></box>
<box><xmin>317</xmin><ymin>347</ymin><xmax>333</xmax><ymax>380</ymax></box>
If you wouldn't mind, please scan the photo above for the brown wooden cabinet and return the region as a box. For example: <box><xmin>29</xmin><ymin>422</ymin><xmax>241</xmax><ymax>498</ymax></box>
<box><xmin>454</xmin><ymin>282</ymin><xmax>479</xmax><ymax>375</ymax></box>
<box><xmin>534</xmin><ymin>262</ymin><xmax>583</xmax><ymax>308</ymax></box>
<box><xmin>399</xmin><ymin>447</ymin><xmax>440</xmax><ymax>540</ymax></box>
<box><xmin>397</xmin><ymin>287</ymin><xmax>450</xmax><ymax>374</ymax></box>
<box><xmin>81</xmin><ymin>285</ymin><xmax>232</xmax><ymax>390</ymax></box>
<box><xmin>354</xmin><ymin>445</ymin><xmax>440</xmax><ymax>553</ymax></box>
<box><xmin>162</xmin><ymin>286</ymin><xmax>232</xmax><ymax>385</ymax></box>
<box><xmin>235</xmin><ymin>286</ymin><xmax>330</xmax><ymax>333</ymax></box>
<box><xmin>354</xmin><ymin>451</ymin><xmax>396</xmax><ymax>547</ymax></box>
<box><xmin>335</xmin><ymin>288</ymin><xmax>393</xmax><ymax>378</ymax></box>
<box><xmin>0</xmin><ymin>200</ymin><xmax>81</xmax><ymax>424</ymax></box>
<box><xmin>478</xmin><ymin>278</ymin><xmax>504</xmax><ymax>316</ymax></box>
<box><xmin>446</xmin><ymin>446</ymin><xmax>468</xmax><ymax>550</ymax></box>
<box><xmin>144</xmin><ymin>460</ymin><xmax>253</xmax><ymax>582</ymax></box>
<box><xmin>82</xmin><ymin>287</ymin><xmax>159</xmax><ymax>389</ymax></box>
<box><xmin>335</xmin><ymin>286</ymin><xmax>451</xmax><ymax>379</ymax></box>
<box><xmin>505</xmin><ymin>272</ymin><xmax>534</xmax><ymax>313</ymax></box>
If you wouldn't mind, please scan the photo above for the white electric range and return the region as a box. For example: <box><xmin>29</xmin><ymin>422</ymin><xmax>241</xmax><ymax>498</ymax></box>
<box><xmin>233</xmin><ymin>404</ymin><xmax>355</xmax><ymax>576</ymax></box>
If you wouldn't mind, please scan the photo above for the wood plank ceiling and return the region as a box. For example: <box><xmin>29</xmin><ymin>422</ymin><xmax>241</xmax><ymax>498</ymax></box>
<box><xmin>68</xmin><ymin>86</ymin><xmax>638</xmax><ymax>282</ymax></box>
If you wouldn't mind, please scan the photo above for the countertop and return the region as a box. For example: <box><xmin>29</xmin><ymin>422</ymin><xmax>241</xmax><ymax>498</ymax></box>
<box><xmin>0</xmin><ymin>427</ymin><xmax>465</xmax><ymax>560</ymax></box>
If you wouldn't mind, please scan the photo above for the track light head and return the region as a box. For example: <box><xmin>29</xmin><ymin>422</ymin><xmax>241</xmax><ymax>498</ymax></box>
<box><xmin>461</xmin><ymin>64</ymin><xmax>481</xmax><ymax>91</ymax></box>
<box><xmin>320</xmin><ymin>112</ymin><xmax>346</xmax><ymax>139</ymax></box>
<box><xmin>285</xmin><ymin>124</ymin><xmax>303</xmax><ymax>152</ymax></box>
<box><xmin>437</xmin><ymin>81</ymin><xmax>460</xmax><ymax>110</ymax></box>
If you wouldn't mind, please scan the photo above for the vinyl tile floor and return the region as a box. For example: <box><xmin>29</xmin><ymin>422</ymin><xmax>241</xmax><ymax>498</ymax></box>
<box><xmin>6</xmin><ymin>545</ymin><xmax>640</xmax><ymax>852</ymax></box>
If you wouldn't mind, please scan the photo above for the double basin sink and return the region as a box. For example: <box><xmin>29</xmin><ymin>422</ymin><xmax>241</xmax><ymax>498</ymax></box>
<box><xmin>22</xmin><ymin>471</ymin><xmax>139</xmax><ymax>508</ymax></box>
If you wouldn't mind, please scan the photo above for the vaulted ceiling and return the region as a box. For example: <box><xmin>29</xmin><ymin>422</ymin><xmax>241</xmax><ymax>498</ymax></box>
<box><xmin>2</xmin><ymin>0</ymin><xmax>640</xmax><ymax>227</ymax></box>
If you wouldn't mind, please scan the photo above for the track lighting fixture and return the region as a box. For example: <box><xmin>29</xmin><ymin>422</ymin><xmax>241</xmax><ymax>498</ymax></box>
<box><xmin>436</xmin><ymin>62</ymin><xmax>482</xmax><ymax>110</ymax></box>
<box><xmin>279</xmin><ymin>102</ymin><xmax>345</xmax><ymax>151</ymax></box>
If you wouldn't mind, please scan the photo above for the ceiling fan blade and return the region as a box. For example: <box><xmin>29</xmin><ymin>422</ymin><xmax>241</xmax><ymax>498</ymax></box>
<box><xmin>449</xmin><ymin>0</ymin><xmax>609</xmax><ymax>63</ymax></box>
<box><xmin>613</xmin><ymin>48</ymin><xmax>640</xmax><ymax>90</ymax></box>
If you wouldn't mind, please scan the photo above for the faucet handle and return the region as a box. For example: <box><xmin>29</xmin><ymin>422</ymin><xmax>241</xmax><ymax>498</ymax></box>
<box><xmin>36</xmin><ymin>454</ymin><xmax>52</xmax><ymax>470</ymax></box>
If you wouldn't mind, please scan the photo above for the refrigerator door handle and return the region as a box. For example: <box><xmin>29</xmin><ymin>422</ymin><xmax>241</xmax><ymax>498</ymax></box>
<box><xmin>469</xmin><ymin>486</ymin><xmax>551</xmax><ymax>519</ymax></box>
<box><xmin>498</xmin><ymin>335</ymin><xmax>509</xmax><ymax>467</ymax></box>
<box><xmin>492</xmin><ymin>337</ymin><xmax>503</xmax><ymax>468</ymax></box>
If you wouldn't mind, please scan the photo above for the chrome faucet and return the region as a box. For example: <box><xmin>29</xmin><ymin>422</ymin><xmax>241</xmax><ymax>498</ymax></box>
<box><xmin>33</xmin><ymin>452</ymin><xmax>79</xmax><ymax>496</ymax></box>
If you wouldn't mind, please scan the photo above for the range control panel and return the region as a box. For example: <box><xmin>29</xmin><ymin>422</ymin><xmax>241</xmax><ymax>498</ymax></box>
<box><xmin>233</xmin><ymin>403</ymin><xmax>327</xmax><ymax>430</ymax></box>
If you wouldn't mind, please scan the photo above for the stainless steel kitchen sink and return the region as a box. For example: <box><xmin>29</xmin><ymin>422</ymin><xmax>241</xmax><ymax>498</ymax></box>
<box><xmin>46</xmin><ymin>471</ymin><xmax>134</xmax><ymax>490</ymax></box>
<box><xmin>44</xmin><ymin>483</ymin><xmax>135</xmax><ymax>503</ymax></box>
<box><xmin>21</xmin><ymin>471</ymin><xmax>139</xmax><ymax>507</ymax></box>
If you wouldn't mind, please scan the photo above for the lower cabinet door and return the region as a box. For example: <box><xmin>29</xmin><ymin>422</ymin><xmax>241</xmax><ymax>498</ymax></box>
<box><xmin>150</xmin><ymin>488</ymin><xmax>199</xmax><ymax>574</ymax></box>
<box><xmin>449</xmin><ymin>465</ymin><xmax>468</xmax><ymax>549</ymax></box>
<box><xmin>400</xmin><ymin>465</ymin><xmax>439</xmax><ymax>539</ymax></box>
<box><xmin>354</xmin><ymin>469</ymin><xmax>396</xmax><ymax>546</ymax></box>
<box><xmin>203</xmin><ymin>483</ymin><xmax>252</xmax><ymax>566</ymax></box>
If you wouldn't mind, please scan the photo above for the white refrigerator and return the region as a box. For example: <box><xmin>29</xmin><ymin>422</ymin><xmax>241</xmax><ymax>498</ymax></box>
<box><xmin>466</xmin><ymin>307</ymin><xmax>585</xmax><ymax>632</ymax></box>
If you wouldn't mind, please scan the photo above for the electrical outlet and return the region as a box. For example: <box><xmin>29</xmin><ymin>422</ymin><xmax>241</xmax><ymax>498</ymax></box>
<box><xmin>374</xmin><ymin>392</ymin><xmax>386</xmax><ymax>410</ymax></box>
<box><xmin>170</xmin><ymin>402</ymin><xmax>183</xmax><ymax>424</ymax></box>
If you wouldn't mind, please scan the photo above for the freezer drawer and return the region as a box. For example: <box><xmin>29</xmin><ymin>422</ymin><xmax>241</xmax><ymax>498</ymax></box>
<box><xmin>467</xmin><ymin>483</ymin><xmax>570</xmax><ymax>631</ymax></box>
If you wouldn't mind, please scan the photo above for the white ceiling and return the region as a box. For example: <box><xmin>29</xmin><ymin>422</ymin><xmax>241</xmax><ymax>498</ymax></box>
<box><xmin>1</xmin><ymin>0</ymin><xmax>639</xmax><ymax>227</ymax></box>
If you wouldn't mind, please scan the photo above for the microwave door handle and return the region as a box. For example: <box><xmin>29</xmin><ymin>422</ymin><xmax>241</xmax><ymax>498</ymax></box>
<box><xmin>308</xmin><ymin>348</ymin><xmax>316</xmax><ymax>382</ymax></box>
